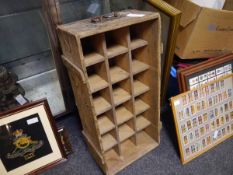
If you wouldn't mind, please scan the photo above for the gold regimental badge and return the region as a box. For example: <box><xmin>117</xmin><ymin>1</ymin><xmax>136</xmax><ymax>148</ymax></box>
<box><xmin>7</xmin><ymin>129</ymin><xmax>43</xmax><ymax>160</ymax></box>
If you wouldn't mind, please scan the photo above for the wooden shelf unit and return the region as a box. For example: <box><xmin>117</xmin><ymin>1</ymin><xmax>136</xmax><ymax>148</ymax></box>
<box><xmin>58</xmin><ymin>10</ymin><xmax>161</xmax><ymax>175</ymax></box>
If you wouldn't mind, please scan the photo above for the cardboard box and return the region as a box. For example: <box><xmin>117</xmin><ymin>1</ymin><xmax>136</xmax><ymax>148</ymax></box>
<box><xmin>165</xmin><ymin>0</ymin><xmax>233</xmax><ymax>59</ymax></box>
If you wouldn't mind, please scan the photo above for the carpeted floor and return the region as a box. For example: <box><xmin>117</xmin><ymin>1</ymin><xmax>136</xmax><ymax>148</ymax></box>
<box><xmin>42</xmin><ymin>76</ymin><xmax>233</xmax><ymax>175</ymax></box>
<box><xmin>42</xmin><ymin>103</ymin><xmax>233</xmax><ymax>175</ymax></box>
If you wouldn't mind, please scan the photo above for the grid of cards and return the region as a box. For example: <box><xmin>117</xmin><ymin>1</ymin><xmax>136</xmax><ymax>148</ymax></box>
<box><xmin>172</xmin><ymin>75</ymin><xmax>233</xmax><ymax>162</ymax></box>
<box><xmin>188</xmin><ymin>63</ymin><xmax>232</xmax><ymax>90</ymax></box>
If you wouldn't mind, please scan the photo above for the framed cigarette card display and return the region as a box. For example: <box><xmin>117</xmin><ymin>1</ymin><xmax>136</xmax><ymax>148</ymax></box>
<box><xmin>171</xmin><ymin>73</ymin><xmax>233</xmax><ymax>164</ymax></box>
<box><xmin>177</xmin><ymin>54</ymin><xmax>233</xmax><ymax>92</ymax></box>
<box><xmin>0</xmin><ymin>100</ymin><xmax>66</xmax><ymax>175</ymax></box>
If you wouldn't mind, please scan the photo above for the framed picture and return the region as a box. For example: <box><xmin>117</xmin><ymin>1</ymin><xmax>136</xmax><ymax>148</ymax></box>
<box><xmin>42</xmin><ymin>0</ymin><xmax>76</xmax><ymax>118</ymax></box>
<box><xmin>143</xmin><ymin>0</ymin><xmax>181</xmax><ymax>105</ymax></box>
<box><xmin>171</xmin><ymin>73</ymin><xmax>233</xmax><ymax>164</ymax></box>
<box><xmin>177</xmin><ymin>54</ymin><xmax>233</xmax><ymax>92</ymax></box>
<box><xmin>0</xmin><ymin>99</ymin><xmax>66</xmax><ymax>175</ymax></box>
<box><xmin>58</xmin><ymin>127</ymin><xmax>73</xmax><ymax>156</ymax></box>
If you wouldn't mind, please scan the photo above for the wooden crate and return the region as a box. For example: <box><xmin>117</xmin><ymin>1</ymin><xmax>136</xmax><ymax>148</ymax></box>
<box><xmin>57</xmin><ymin>10</ymin><xmax>161</xmax><ymax>175</ymax></box>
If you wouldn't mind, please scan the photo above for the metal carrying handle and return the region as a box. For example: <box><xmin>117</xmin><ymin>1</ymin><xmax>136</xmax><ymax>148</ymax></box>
<box><xmin>90</xmin><ymin>12</ymin><xmax>120</xmax><ymax>23</ymax></box>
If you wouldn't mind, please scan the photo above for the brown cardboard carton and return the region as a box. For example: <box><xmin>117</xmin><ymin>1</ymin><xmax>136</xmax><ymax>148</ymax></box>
<box><xmin>165</xmin><ymin>0</ymin><xmax>233</xmax><ymax>59</ymax></box>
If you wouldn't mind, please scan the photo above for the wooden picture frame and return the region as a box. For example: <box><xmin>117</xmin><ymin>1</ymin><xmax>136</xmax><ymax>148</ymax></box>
<box><xmin>42</xmin><ymin>0</ymin><xmax>75</xmax><ymax>118</ymax></box>
<box><xmin>171</xmin><ymin>74</ymin><xmax>233</xmax><ymax>164</ymax></box>
<box><xmin>143</xmin><ymin>0</ymin><xmax>181</xmax><ymax>105</ymax></box>
<box><xmin>58</xmin><ymin>127</ymin><xmax>73</xmax><ymax>156</ymax></box>
<box><xmin>177</xmin><ymin>54</ymin><xmax>233</xmax><ymax>92</ymax></box>
<box><xmin>0</xmin><ymin>100</ymin><xmax>66</xmax><ymax>175</ymax></box>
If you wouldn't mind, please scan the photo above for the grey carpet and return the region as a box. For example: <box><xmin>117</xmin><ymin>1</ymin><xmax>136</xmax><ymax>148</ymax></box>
<box><xmin>42</xmin><ymin>106</ymin><xmax>233</xmax><ymax>175</ymax></box>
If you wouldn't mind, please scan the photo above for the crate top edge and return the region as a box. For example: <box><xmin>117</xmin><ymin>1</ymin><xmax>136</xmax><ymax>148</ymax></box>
<box><xmin>57</xmin><ymin>10</ymin><xmax>160</xmax><ymax>38</ymax></box>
